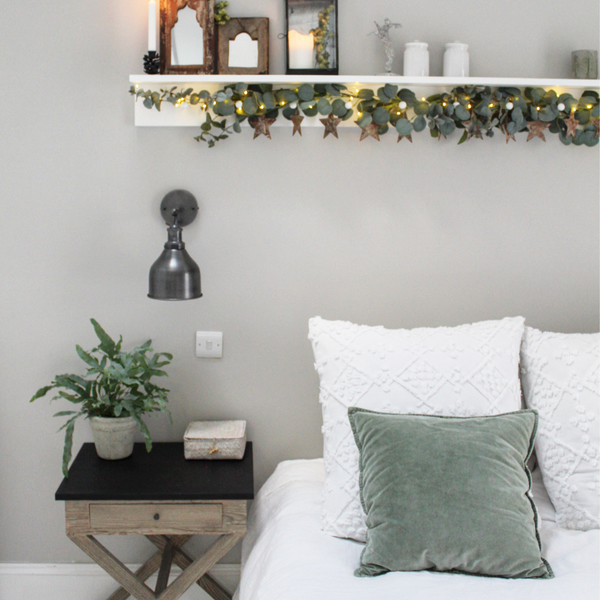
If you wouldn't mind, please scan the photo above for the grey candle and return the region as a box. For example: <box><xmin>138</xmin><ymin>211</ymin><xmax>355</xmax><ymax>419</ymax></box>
<box><xmin>572</xmin><ymin>50</ymin><xmax>598</xmax><ymax>79</ymax></box>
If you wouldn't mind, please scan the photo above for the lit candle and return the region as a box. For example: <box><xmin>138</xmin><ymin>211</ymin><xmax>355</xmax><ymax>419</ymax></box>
<box><xmin>148</xmin><ymin>0</ymin><xmax>157</xmax><ymax>52</ymax></box>
<box><xmin>288</xmin><ymin>30</ymin><xmax>314</xmax><ymax>70</ymax></box>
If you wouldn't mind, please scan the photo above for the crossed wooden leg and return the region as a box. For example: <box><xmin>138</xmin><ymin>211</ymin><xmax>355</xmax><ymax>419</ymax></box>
<box><xmin>68</xmin><ymin>532</ymin><xmax>242</xmax><ymax>600</ymax></box>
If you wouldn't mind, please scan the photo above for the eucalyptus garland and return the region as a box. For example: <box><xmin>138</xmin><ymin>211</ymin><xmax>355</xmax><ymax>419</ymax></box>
<box><xmin>129</xmin><ymin>82</ymin><xmax>600</xmax><ymax>148</ymax></box>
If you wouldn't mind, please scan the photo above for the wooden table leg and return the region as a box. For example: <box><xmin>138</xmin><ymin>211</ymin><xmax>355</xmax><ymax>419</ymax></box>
<box><xmin>68</xmin><ymin>532</ymin><xmax>240</xmax><ymax>600</ymax></box>
<box><xmin>106</xmin><ymin>551</ymin><xmax>162</xmax><ymax>600</ymax></box>
<box><xmin>155</xmin><ymin>539</ymin><xmax>175</xmax><ymax>595</ymax></box>
<box><xmin>156</xmin><ymin>533</ymin><xmax>242</xmax><ymax>600</ymax></box>
<box><xmin>147</xmin><ymin>536</ymin><xmax>234</xmax><ymax>600</ymax></box>
<box><xmin>68</xmin><ymin>534</ymin><xmax>156</xmax><ymax>600</ymax></box>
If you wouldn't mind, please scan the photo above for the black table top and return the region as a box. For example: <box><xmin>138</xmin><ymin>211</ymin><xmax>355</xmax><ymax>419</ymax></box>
<box><xmin>55</xmin><ymin>442</ymin><xmax>254</xmax><ymax>502</ymax></box>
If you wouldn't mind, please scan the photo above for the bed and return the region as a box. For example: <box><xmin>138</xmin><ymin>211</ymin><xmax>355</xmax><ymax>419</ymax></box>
<box><xmin>235</xmin><ymin>318</ymin><xmax>599</xmax><ymax>599</ymax></box>
<box><xmin>235</xmin><ymin>459</ymin><xmax>599</xmax><ymax>600</ymax></box>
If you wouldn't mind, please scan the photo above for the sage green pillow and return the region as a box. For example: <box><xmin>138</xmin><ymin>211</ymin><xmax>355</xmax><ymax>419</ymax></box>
<box><xmin>348</xmin><ymin>408</ymin><xmax>553</xmax><ymax>579</ymax></box>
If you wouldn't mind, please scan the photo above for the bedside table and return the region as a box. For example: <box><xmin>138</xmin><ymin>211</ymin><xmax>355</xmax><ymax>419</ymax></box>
<box><xmin>55</xmin><ymin>442</ymin><xmax>254</xmax><ymax>600</ymax></box>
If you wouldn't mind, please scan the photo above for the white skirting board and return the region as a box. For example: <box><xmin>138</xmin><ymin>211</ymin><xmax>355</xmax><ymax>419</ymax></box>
<box><xmin>0</xmin><ymin>563</ymin><xmax>240</xmax><ymax>600</ymax></box>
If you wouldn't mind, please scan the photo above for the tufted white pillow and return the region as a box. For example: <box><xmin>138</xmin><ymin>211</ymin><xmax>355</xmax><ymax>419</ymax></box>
<box><xmin>308</xmin><ymin>316</ymin><xmax>525</xmax><ymax>542</ymax></box>
<box><xmin>520</xmin><ymin>327</ymin><xmax>599</xmax><ymax>530</ymax></box>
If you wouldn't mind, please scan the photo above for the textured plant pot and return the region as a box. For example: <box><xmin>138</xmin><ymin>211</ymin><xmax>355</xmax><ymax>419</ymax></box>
<box><xmin>89</xmin><ymin>416</ymin><xmax>137</xmax><ymax>460</ymax></box>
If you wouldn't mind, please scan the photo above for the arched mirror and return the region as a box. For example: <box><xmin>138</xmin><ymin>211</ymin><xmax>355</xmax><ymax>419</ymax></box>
<box><xmin>217</xmin><ymin>18</ymin><xmax>269</xmax><ymax>75</ymax></box>
<box><xmin>160</xmin><ymin>0</ymin><xmax>215</xmax><ymax>74</ymax></box>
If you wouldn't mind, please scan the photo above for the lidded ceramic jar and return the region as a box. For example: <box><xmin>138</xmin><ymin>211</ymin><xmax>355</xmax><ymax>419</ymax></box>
<box><xmin>443</xmin><ymin>42</ymin><xmax>470</xmax><ymax>77</ymax></box>
<box><xmin>403</xmin><ymin>41</ymin><xmax>429</xmax><ymax>77</ymax></box>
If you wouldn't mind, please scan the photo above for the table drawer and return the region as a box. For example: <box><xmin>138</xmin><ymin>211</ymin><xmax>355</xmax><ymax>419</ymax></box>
<box><xmin>89</xmin><ymin>502</ymin><xmax>223</xmax><ymax>533</ymax></box>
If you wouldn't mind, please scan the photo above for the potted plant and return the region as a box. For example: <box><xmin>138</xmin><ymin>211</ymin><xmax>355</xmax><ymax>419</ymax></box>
<box><xmin>31</xmin><ymin>319</ymin><xmax>173</xmax><ymax>476</ymax></box>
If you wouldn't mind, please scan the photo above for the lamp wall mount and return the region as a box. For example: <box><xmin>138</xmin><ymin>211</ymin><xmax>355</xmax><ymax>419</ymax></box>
<box><xmin>160</xmin><ymin>189</ymin><xmax>199</xmax><ymax>226</ymax></box>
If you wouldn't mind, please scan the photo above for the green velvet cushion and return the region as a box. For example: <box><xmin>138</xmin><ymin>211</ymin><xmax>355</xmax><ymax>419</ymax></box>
<box><xmin>348</xmin><ymin>408</ymin><xmax>553</xmax><ymax>579</ymax></box>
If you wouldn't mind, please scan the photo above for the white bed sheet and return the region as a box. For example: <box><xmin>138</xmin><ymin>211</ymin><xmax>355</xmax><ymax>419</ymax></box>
<box><xmin>235</xmin><ymin>459</ymin><xmax>599</xmax><ymax>600</ymax></box>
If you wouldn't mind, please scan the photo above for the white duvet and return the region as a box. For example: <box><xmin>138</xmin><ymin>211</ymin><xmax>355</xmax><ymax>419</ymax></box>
<box><xmin>235</xmin><ymin>459</ymin><xmax>599</xmax><ymax>600</ymax></box>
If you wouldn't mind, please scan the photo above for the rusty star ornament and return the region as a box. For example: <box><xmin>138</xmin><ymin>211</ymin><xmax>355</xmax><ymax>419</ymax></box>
<box><xmin>591</xmin><ymin>116</ymin><xmax>600</xmax><ymax>139</ymax></box>
<box><xmin>397</xmin><ymin>133</ymin><xmax>413</xmax><ymax>143</ymax></box>
<box><xmin>290</xmin><ymin>112</ymin><xmax>304</xmax><ymax>137</ymax></box>
<box><xmin>320</xmin><ymin>114</ymin><xmax>342</xmax><ymax>139</ymax></box>
<box><xmin>563</xmin><ymin>113</ymin><xmax>579</xmax><ymax>139</ymax></box>
<box><xmin>358</xmin><ymin>122</ymin><xmax>380</xmax><ymax>141</ymax></box>
<box><xmin>249</xmin><ymin>115</ymin><xmax>276</xmax><ymax>139</ymax></box>
<box><xmin>501</xmin><ymin>124</ymin><xmax>516</xmax><ymax>144</ymax></box>
<box><xmin>526</xmin><ymin>120</ymin><xmax>549</xmax><ymax>142</ymax></box>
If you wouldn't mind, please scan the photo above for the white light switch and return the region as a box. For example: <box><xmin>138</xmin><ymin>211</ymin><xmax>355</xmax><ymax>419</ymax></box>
<box><xmin>196</xmin><ymin>332</ymin><xmax>223</xmax><ymax>358</ymax></box>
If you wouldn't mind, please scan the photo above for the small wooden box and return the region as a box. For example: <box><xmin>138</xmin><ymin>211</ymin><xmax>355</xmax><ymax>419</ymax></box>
<box><xmin>184</xmin><ymin>420</ymin><xmax>247</xmax><ymax>460</ymax></box>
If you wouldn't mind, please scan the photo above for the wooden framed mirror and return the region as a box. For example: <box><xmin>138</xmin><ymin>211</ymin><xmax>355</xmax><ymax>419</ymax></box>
<box><xmin>160</xmin><ymin>0</ymin><xmax>215</xmax><ymax>74</ymax></box>
<box><xmin>217</xmin><ymin>18</ymin><xmax>269</xmax><ymax>75</ymax></box>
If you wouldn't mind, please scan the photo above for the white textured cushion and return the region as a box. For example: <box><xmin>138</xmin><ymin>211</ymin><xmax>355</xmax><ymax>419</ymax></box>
<box><xmin>308</xmin><ymin>316</ymin><xmax>525</xmax><ymax>541</ymax></box>
<box><xmin>520</xmin><ymin>327</ymin><xmax>599</xmax><ymax>530</ymax></box>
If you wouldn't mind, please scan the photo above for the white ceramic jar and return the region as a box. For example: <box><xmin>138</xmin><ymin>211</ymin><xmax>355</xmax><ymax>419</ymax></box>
<box><xmin>403</xmin><ymin>41</ymin><xmax>429</xmax><ymax>77</ymax></box>
<box><xmin>443</xmin><ymin>42</ymin><xmax>469</xmax><ymax>77</ymax></box>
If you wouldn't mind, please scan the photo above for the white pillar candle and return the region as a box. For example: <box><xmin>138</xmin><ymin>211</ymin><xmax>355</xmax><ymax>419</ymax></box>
<box><xmin>288</xmin><ymin>30</ymin><xmax>314</xmax><ymax>70</ymax></box>
<box><xmin>148</xmin><ymin>0</ymin><xmax>157</xmax><ymax>52</ymax></box>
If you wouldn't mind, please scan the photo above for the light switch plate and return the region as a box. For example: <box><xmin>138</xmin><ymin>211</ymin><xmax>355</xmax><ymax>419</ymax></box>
<box><xmin>196</xmin><ymin>331</ymin><xmax>223</xmax><ymax>358</ymax></box>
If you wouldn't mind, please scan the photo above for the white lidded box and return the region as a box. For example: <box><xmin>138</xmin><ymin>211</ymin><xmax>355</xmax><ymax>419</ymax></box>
<box><xmin>184</xmin><ymin>420</ymin><xmax>247</xmax><ymax>460</ymax></box>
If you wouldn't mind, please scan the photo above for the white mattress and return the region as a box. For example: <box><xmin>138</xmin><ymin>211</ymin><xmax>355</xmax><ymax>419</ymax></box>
<box><xmin>235</xmin><ymin>459</ymin><xmax>599</xmax><ymax>600</ymax></box>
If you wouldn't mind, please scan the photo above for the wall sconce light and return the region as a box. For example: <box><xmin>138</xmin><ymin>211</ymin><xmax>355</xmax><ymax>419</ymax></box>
<box><xmin>285</xmin><ymin>0</ymin><xmax>338</xmax><ymax>75</ymax></box>
<box><xmin>148</xmin><ymin>189</ymin><xmax>202</xmax><ymax>301</ymax></box>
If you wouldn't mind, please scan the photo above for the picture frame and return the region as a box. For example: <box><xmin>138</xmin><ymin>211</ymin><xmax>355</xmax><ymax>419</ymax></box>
<box><xmin>217</xmin><ymin>18</ymin><xmax>269</xmax><ymax>75</ymax></box>
<box><xmin>160</xmin><ymin>0</ymin><xmax>215</xmax><ymax>74</ymax></box>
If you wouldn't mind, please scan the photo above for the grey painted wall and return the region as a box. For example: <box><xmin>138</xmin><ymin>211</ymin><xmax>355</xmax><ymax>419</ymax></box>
<box><xmin>0</xmin><ymin>0</ymin><xmax>598</xmax><ymax>565</ymax></box>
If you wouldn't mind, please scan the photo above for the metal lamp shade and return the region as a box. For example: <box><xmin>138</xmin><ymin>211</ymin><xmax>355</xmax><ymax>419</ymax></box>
<box><xmin>148</xmin><ymin>247</ymin><xmax>202</xmax><ymax>301</ymax></box>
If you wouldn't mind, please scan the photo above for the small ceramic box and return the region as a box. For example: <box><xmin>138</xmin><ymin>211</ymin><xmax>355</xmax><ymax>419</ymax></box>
<box><xmin>184</xmin><ymin>420</ymin><xmax>247</xmax><ymax>460</ymax></box>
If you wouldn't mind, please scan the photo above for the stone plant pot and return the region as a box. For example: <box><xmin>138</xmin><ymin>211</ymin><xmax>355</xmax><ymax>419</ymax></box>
<box><xmin>89</xmin><ymin>416</ymin><xmax>137</xmax><ymax>460</ymax></box>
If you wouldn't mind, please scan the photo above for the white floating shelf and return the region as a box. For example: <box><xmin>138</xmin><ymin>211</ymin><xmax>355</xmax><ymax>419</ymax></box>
<box><xmin>130</xmin><ymin>74</ymin><xmax>600</xmax><ymax>88</ymax></box>
<box><xmin>129</xmin><ymin>74</ymin><xmax>599</xmax><ymax>128</ymax></box>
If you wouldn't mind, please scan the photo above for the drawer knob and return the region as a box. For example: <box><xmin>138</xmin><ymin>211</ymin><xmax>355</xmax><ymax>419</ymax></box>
<box><xmin>153</xmin><ymin>513</ymin><xmax>160</xmax><ymax>521</ymax></box>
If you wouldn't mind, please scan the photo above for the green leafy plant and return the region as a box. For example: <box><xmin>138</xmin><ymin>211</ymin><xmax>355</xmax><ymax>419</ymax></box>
<box><xmin>310</xmin><ymin>4</ymin><xmax>335</xmax><ymax>69</ymax></box>
<box><xmin>129</xmin><ymin>83</ymin><xmax>599</xmax><ymax>148</ymax></box>
<box><xmin>31</xmin><ymin>319</ymin><xmax>173</xmax><ymax>476</ymax></box>
<box><xmin>214</xmin><ymin>1</ymin><xmax>230</xmax><ymax>26</ymax></box>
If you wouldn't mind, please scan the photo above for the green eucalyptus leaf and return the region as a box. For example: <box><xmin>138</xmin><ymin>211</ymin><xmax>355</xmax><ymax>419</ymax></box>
<box><xmin>538</xmin><ymin>106</ymin><xmax>557</xmax><ymax>122</ymax></box>
<box><xmin>242</xmin><ymin>96</ymin><xmax>258</xmax><ymax>115</ymax></box>
<box><xmin>414</xmin><ymin>101</ymin><xmax>429</xmax><ymax>116</ymax></box>
<box><xmin>357</xmin><ymin>113</ymin><xmax>373</xmax><ymax>128</ymax></box>
<box><xmin>454</xmin><ymin>105</ymin><xmax>470</xmax><ymax>121</ymax></box>
<box><xmin>283</xmin><ymin>90</ymin><xmax>299</xmax><ymax>103</ymax></box>
<box><xmin>282</xmin><ymin>106</ymin><xmax>296</xmax><ymax>119</ymax></box>
<box><xmin>318</xmin><ymin>97</ymin><xmax>333</xmax><ymax>115</ymax></box>
<box><xmin>384</xmin><ymin>83</ymin><xmax>399</xmax><ymax>98</ymax></box>
<box><xmin>372</xmin><ymin>107</ymin><xmax>390</xmax><ymax>125</ymax></box>
<box><xmin>395</xmin><ymin>118</ymin><xmax>413</xmax><ymax>136</ymax></box>
<box><xmin>457</xmin><ymin>130</ymin><xmax>469</xmax><ymax>145</ymax></box>
<box><xmin>377</xmin><ymin>87</ymin><xmax>391</xmax><ymax>103</ymax></box>
<box><xmin>298</xmin><ymin>84</ymin><xmax>315</xmax><ymax>102</ymax></box>
<box><xmin>413</xmin><ymin>115</ymin><xmax>427</xmax><ymax>132</ymax></box>
<box><xmin>358</xmin><ymin>89</ymin><xmax>374</xmax><ymax>101</ymax></box>
<box><xmin>263</xmin><ymin>92</ymin><xmax>276</xmax><ymax>110</ymax></box>
<box><xmin>332</xmin><ymin>98</ymin><xmax>346</xmax><ymax>116</ymax></box>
